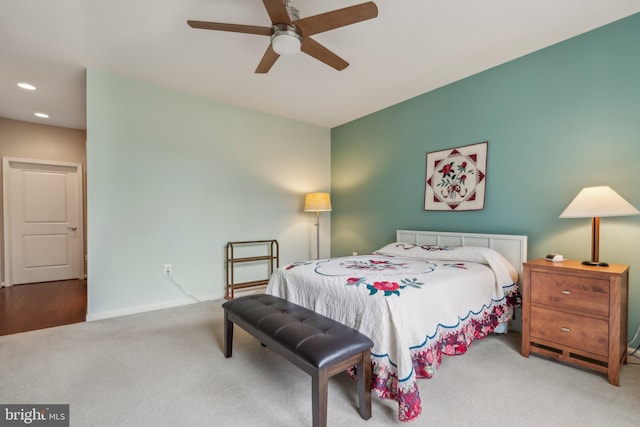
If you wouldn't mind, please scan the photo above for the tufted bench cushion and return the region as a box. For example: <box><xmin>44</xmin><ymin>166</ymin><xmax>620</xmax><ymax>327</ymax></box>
<box><xmin>222</xmin><ymin>294</ymin><xmax>373</xmax><ymax>427</ymax></box>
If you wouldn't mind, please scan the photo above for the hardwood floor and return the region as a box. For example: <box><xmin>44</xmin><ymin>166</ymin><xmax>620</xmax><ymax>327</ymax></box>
<box><xmin>0</xmin><ymin>279</ymin><xmax>87</xmax><ymax>336</ymax></box>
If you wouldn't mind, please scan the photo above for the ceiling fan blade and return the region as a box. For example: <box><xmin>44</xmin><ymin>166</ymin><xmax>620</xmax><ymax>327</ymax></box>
<box><xmin>188</xmin><ymin>20</ymin><xmax>272</xmax><ymax>36</ymax></box>
<box><xmin>255</xmin><ymin>45</ymin><xmax>280</xmax><ymax>73</ymax></box>
<box><xmin>301</xmin><ymin>38</ymin><xmax>349</xmax><ymax>71</ymax></box>
<box><xmin>262</xmin><ymin>0</ymin><xmax>291</xmax><ymax>24</ymax></box>
<box><xmin>294</xmin><ymin>2</ymin><xmax>378</xmax><ymax>36</ymax></box>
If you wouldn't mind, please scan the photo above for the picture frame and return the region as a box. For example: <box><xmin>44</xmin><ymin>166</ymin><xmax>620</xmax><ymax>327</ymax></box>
<box><xmin>424</xmin><ymin>141</ymin><xmax>487</xmax><ymax>211</ymax></box>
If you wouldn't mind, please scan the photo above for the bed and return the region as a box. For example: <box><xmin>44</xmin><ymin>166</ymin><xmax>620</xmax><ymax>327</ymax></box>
<box><xmin>265</xmin><ymin>230</ymin><xmax>527</xmax><ymax>421</ymax></box>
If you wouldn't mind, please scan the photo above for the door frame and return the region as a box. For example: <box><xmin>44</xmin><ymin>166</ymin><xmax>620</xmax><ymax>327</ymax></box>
<box><xmin>2</xmin><ymin>157</ymin><xmax>85</xmax><ymax>287</ymax></box>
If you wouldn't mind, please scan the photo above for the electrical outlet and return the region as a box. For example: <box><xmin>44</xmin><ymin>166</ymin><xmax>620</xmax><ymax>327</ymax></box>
<box><xmin>164</xmin><ymin>264</ymin><xmax>172</xmax><ymax>275</ymax></box>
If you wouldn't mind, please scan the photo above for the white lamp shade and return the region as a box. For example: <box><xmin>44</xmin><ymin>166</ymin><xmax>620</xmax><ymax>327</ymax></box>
<box><xmin>304</xmin><ymin>193</ymin><xmax>332</xmax><ymax>212</ymax></box>
<box><xmin>559</xmin><ymin>186</ymin><xmax>640</xmax><ymax>218</ymax></box>
<box><xmin>271</xmin><ymin>33</ymin><xmax>301</xmax><ymax>56</ymax></box>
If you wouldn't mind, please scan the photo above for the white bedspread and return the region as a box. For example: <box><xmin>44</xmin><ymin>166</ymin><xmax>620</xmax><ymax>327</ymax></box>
<box><xmin>265</xmin><ymin>244</ymin><xmax>519</xmax><ymax>421</ymax></box>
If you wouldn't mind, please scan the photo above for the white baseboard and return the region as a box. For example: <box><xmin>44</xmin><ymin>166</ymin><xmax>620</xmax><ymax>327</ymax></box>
<box><xmin>86</xmin><ymin>293</ymin><xmax>220</xmax><ymax>322</ymax></box>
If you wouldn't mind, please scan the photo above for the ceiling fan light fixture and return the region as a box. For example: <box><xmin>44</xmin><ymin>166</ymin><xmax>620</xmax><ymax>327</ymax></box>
<box><xmin>271</xmin><ymin>26</ymin><xmax>302</xmax><ymax>56</ymax></box>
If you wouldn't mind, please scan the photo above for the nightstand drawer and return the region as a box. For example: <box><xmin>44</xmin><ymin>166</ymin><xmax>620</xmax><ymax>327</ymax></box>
<box><xmin>530</xmin><ymin>271</ymin><xmax>609</xmax><ymax>316</ymax></box>
<box><xmin>530</xmin><ymin>305</ymin><xmax>608</xmax><ymax>356</ymax></box>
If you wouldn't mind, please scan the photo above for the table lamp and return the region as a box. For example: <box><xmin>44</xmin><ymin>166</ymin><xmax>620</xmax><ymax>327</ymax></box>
<box><xmin>559</xmin><ymin>186</ymin><xmax>639</xmax><ymax>266</ymax></box>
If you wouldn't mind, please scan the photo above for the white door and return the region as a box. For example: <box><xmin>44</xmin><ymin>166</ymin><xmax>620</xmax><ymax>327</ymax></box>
<box><xmin>3</xmin><ymin>158</ymin><xmax>84</xmax><ymax>286</ymax></box>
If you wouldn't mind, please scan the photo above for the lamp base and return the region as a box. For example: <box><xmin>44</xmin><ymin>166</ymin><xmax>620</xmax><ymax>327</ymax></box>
<box><xmin>581</xmin><ymin>260</ymin><xmax>609</xmax><ymax>267</ymax></box>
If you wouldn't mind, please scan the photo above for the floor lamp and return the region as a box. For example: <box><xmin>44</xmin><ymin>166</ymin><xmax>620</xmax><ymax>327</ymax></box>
<box><xmin>560</xmin><ymin>186</ymin><xmax>639</xmax><ymax>266</ymax></box>
<box><xmin>304</xmin><ymin>192</ymin><xmax>332</xmax><ymax>260</ymax></box>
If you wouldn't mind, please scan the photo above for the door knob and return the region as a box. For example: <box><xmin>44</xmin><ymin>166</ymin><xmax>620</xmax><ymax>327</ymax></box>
<box><xmin>67</xmin><ymin>226</ymin><xmax>77</xmax><ymax>231</ymax></box>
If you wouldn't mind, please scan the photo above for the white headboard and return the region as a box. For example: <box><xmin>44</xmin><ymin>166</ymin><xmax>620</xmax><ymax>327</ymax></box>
<box><xmin>396</xmin><ymin>230</ymin><xmax>528</xmax><ymax>281</ymax></box>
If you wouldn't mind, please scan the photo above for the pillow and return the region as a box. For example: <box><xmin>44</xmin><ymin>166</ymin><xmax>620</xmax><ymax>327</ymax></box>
<box><xmin>374</xmin><ymin>242</ymin><xmax>518</xmax><ymax>285</ymax></box>
<box><xmin>374</xmin><ymin>243</ymin><xmax>486</xmax><ymax>264</ymax></box>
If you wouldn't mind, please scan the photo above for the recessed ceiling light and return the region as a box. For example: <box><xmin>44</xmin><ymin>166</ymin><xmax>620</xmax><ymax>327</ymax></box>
<box><xmin>34</xmin><ymin>112</ymin><xmax>49</xmax><ymax>119</ymax></box>
<box><xmin>18</xmin><ymin>82</ymin><xmax>36</xmax><ymax>91</ymax></box>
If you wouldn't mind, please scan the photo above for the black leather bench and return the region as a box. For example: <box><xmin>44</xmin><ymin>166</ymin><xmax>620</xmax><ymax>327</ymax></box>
<box><xmin>222</xmin><ymin>294</ymin><xmax>373</xmax><ymax>427</ymax></box>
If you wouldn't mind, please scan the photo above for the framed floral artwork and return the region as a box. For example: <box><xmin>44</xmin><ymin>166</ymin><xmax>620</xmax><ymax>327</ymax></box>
<box><xmin>424</xmin><ymin>141</ymin><xmax>487</xmax><ymax>211</ymax></box>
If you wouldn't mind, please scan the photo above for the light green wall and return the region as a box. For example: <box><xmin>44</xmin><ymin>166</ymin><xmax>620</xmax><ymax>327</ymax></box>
<box><xmin>331</xmin><ymin>13</ymin><xmax>640</xmax><ymax>342</ymax></box>
<box><xmin>86</xmin><ymin>69</ymin><xmax>330</xmax><ymax>318</ymax></box>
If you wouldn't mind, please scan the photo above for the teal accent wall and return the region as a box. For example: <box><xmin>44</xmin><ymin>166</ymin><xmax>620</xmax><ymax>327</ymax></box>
<box><xmin>86</xmin><ymin>69</ymin><xmax>330</xmax><ymax>318</ymax></box>
<box><xmin>331</xmin><ymin>14</ymin><xmax>640</xmax><ymax>342</ymax></box>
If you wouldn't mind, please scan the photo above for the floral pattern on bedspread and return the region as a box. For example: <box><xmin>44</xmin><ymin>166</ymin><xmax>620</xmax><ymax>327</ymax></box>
<box><xmin>340</xmin><ymin>258</ymin><xmax>409</xmax><ymax>271</ymax></box>
<box><xmin>355</xmin><ymin>300</ymin><xmax>512</xmax><ymax>421</ymax></box>
<box><xmin>349</xmin><ymin>289</ymin><xmax>516</xmax><ymax>421</ymax></box>
<box><xmin>346</xmin><ymin>276</ymin><xmax>425</xmax><ymax>296</ymax></box>
<box><xmin>266</xmin><ymin>250</ymin><xmax>519</xmax><ymax>422</ymax></box>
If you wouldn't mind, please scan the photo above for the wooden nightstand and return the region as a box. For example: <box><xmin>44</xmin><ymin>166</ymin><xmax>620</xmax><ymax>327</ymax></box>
<box><xmin>521</xmin><ymin>258</ymin><xmax>629</xmax><ymax>385</ymax></box>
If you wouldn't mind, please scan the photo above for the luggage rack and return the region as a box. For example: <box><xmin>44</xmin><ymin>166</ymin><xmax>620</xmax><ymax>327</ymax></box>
<box><xmin>225</xmin><ymin>239</ymin><xmax>279</xmax><ymax>300</ymax></box>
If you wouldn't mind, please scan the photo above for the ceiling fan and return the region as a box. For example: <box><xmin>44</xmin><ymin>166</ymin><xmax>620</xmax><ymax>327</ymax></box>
<box><xmin>187</xmin><ymin>0</ymin><xmax>378</xmax><ymax>73</ymax></box>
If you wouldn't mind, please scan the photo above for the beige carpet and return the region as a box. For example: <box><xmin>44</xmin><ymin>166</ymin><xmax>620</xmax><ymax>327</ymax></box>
<box><xmin>1</xmin><ymin>300</ymin><xmax>638</xmax><ymax>426</ymax></box>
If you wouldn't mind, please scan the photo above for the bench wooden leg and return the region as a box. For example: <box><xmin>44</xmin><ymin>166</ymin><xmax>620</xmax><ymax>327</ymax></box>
<box><xmin>357</xmin><ymin>350</ymin><xmax>372</xmax><ymax>420</ymax></box>
<box><xmin>312</xmin><ymin>367</ymin><xmax>329</xmax><ymax>427</ymax></box>
<box><xmin>224</xmin><ymin>311</ymin><xmax>233</xmax><ymax>358</ymax></box>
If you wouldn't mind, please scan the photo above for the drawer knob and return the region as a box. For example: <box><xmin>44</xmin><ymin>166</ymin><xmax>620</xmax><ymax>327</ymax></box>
<box><xmin>561</xmin><ymin>290</ymin><xmax>571</xmax><ymax>295</ymax></box>
<box><xmin>561</xmin><ymin>327</ymin><xmax>571</xmax><ymax>333</ymax></box>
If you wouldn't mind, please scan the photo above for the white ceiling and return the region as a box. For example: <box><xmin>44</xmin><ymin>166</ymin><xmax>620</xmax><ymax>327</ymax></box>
<box><xmin>1</xmin><ymin>1</ymin><xmax>639</xmax><ymax>130</ymax></box>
